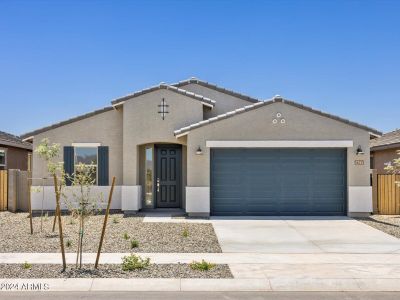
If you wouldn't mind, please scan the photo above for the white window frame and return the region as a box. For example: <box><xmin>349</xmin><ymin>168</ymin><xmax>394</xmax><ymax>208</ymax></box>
<box><xmin>0</xmin><ymin>148</ymin><xmax>7</xmax><ymax>169</ymax></box>
<box><xmin>73</xmin><ymin>143</ymin><xmax>100</xmax><ymax>185</ymax></box>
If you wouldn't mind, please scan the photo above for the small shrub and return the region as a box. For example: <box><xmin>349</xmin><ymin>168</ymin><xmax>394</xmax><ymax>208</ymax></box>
<box><xmin>121</xmin><ymin>254</ymin><xmax>150</xmax><ymax>271</ymax></box>
<box><xmin>44</xmin><ymin>212</ymin><xmax>49</xmax><ymax>222</ymax></box>
<box><xmin>123</xmin><ymin>232</ymin><xmax>130</xmax><ymax>240</ymax></box>
<box><xmin>66</xmin><ymin>240</ymin><xmax>72</xmax><ymax>248</ymax></box>
<box><xmin>182</xmin><ymin>227</ymin><xmax>189</xmax><ymax>238</ymax></box>
<box><xmin>190</xmin><ymin>260</ymin><xmax>215</xmax><ymax>271</ymax></box>
<box><xmin>112</xmin><ymin>216</ymin><xmax>120</xmax><ymax>224</ymax></box>
<box><xmin>130</xmin><ymin>239</ymin><xmax>139</xmax><ymax>249</ymax></box>
<box><xmin>22</xmin><ymin>261</ymin><xmax>32</xmax><ymax>270</ymax></box>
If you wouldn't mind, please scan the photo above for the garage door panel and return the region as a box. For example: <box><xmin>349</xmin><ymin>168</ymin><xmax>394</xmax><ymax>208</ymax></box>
<box><xmin>211</xmin><ymin>148</ymin><xmax>346</xmax><ymax>216</ymax></box>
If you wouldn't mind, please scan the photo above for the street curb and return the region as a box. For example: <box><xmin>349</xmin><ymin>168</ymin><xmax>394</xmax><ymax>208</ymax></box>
<box><xmin>1</xmin><ymin>278</ymin><xmax>400</xmax><ymax>292</ymax></box>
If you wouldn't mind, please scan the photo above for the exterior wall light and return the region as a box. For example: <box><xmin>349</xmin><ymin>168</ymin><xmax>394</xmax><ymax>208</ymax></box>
<box><xmin>196</xmin><ymin>146</ymin><xmax>203</xmax><ymax>155</ymax></box>
<box><xmin>356</xmin><ymin>145</ymin><xmax>364</xmax><ymax>155</ymax></box>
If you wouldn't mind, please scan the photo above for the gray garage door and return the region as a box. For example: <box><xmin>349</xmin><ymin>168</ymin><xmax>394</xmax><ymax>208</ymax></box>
<box><xmin>210</xmin><ymin>148</ymin><xmax>347</xmax><ymax>216</ymax></box>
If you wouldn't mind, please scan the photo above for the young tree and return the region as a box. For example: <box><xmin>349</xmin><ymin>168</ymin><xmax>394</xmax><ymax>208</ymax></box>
<box><xmin>35</xmin><ymin>138</ymin><xmax>65</xmax><ymax>231</ymax></box>
<box><xmin>64</xmin><ymin>162</ymin><xmax>104</xmax><ymax>268</ymax></box>
<box><xmin>35</xmin><ymin>138</ymin><xmax>66</xmax><ymax>271</ymax></box>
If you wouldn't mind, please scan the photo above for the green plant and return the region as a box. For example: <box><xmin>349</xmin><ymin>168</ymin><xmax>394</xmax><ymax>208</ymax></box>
<box><xmin>121</xmin><ymin>254</ymin><xmax>150</xmax><ymax>271</ymax></box>
<box><xmin>22</xmin><ymin>261</ymin><xmax>32</xmax><ymax>270</ymax></box>
<box><xmin>182</xmin><ymin>227</ymin><xmax>189</xmax><ymax>238</ymax></box>
<box><xmin>130</xmin><ymin>239</ymin><xmax>139</xmax><ymax>249</ymax></box>
<box><xmin>112</xmin><ymin>216</ymin><xmax>120</xmax><ymax>224</ymax></box>
<box><xmin>190</xmin><ymin>260</ymin><xmax>215</xmax><ymax>271</ymax></box>
<box><xmin>66</xmin><ymin>240</ymin><xmax>72</xmax><ymax>248</ymax></box>
<box><xmin>123</xmin><ymin>232</ymin><xmax>130</xmax><ymax>240</ymax></box>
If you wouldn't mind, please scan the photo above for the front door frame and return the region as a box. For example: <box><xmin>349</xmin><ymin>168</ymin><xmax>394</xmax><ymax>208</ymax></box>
<box><xmin>154</xmin><ymin>144</ymin><xmax>182</xmax><ymax>209</ymax></box>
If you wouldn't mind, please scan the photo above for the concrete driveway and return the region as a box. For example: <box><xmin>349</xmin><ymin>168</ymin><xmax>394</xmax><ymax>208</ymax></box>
<box><xmin>210</xmin><ymin>216</ymin><xmax>400</xmax><ymax>254</ymax></box>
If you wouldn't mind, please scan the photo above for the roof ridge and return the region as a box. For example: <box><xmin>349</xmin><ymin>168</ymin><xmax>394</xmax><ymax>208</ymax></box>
<box><xmin>171</xmin><ymin>77</ymin><xmax>260</xmax><ymax>103</ymax></box>
<box><xmin>20</xmin><ymin>106</ymin><xmax>114</xmax><ymax>139</ymax></box>
<box><xmin>111</xmin><ymin>83</ymin><xmax>216</xmax><ymax>106</ymax></box>
<box><xmin>174</xmin><ymin>96</ymin><xmax>382</xmax><ymax>136</ymax></box>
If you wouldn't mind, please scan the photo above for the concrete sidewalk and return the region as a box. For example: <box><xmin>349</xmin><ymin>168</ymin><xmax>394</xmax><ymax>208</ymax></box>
<box><xmin>2</xmin><ymin>252</ymin><xmax>400</xmax><ymax>291</ymax></box>
<box><xmin>2</xmin><ymin>252</ymin><xmax>400</xmax><ymax>264</ymax></box>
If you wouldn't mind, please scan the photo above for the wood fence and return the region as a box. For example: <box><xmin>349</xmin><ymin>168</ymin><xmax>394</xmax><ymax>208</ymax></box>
<box><xmin>377</xmin><ymin>174</ymin><xmax>400</xmax><ymax>215</ymax></box>
<box><xmin>0</xmin><ymin>170</ymin><xmax>7</xmax><ymax>211</ymax></box>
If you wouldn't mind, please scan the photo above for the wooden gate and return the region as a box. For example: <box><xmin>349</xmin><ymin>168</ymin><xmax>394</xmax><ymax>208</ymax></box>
<box><xmin>377</xmin><ymin>174</ymin><xmax>400</xmax><ymax>215</ymax></box>
<box><xmin>0</xmin><ymin>170</ymin><xmax>7</xmax><ymax>211</ymax></box>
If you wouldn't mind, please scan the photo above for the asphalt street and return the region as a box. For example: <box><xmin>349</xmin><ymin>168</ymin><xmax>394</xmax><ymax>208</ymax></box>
<box><xmin>0</xmin><ymin>292</ymin><xmax>399</xmax><ymax>300</ymax></box>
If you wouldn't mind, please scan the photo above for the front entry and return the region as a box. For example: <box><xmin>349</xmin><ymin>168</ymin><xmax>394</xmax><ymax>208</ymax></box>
<box><xmin>155</xmin><ymin>144</ymin><xmax>182</xmax><ymax>208</ymax></box>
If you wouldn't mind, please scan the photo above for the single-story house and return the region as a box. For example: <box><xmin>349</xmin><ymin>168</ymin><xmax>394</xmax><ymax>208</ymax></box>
<box><xmin>0</xmin><ymin>131</ymin><xmax>32</xmax><ymax>171</ymax></box>
<box><xmin>370</xmin><ymin>129</ymin><xmax>400</xmax><ymax>174</ymax></box>
<box><xmin>21</xmin><ymin>78</ymin><xmax>382</xmax><ymax>217</ymax></box>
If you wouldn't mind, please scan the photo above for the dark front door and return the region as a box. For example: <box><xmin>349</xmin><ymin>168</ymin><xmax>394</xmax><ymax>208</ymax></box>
<box><xmin>155</xmin><ymin>144</ymin><xmax>181</xmax><ymax>208</ymax></box>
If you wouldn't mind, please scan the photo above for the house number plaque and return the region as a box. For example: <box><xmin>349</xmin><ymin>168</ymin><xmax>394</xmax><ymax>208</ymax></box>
<box><xmin>354</xmin><ymin>160</ymin><xmax>364</xmax><ymax>165</ymax></box>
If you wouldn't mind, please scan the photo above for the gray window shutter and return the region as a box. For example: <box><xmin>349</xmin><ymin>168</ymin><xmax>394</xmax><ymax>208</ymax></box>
<box><xmin>98</xmin><ymin>146</ymin><xmax>109</xmax><ymax>186</ymax></box>
<box><xmin>63</xmin><ymin>146</ymin><xmax>74</xmax><ymax>186</ymax></box>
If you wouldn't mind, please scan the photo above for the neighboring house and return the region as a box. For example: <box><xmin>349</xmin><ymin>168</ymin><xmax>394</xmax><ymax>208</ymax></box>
<box><xmin>21</xmin><ymin>78</ymin><xmax>381</xmax><ymax>217</ymax></box>
<box><xmin>370</xmin><ymin>129</ymin><xmax>400</xmax><ymax>174</ymax></box>
<box><xmin>0</xmin><ymin>131</ymin><xmax>32</xmax><ymax>171</ymax></box>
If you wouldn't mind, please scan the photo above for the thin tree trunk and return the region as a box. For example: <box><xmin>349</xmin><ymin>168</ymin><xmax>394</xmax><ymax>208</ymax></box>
<box><xmin>76</xmin><ymin>215</ymin><xmax>82</xmax><ymax>268</ymax></box>
<box><xmin>52</xmin><ymin>180</ymin><xmax>63</xmax><ymax>232</ymax></box>
<box><xmin>27</xmin><ymin>177</ymin><xmax>33</xmax><ymax>234</ymax></box>
<box><xmin>95</xmin><ymin>177</ymin><xmax>116</xmax><ymax>268</ymax></box>
<box><xmin>80</xmin><ymin>216</ymin><xmax>84</xmax><ymax>268</ymax></box>
<box><xmin>53</xmin><ymin>174</ymin><xmax>66</xmax><ymax>271</ymax></box>
<box><xmin>52</xmin><ymin>206</ymin><xmax>59</xmax><ymax>232</ymax></box>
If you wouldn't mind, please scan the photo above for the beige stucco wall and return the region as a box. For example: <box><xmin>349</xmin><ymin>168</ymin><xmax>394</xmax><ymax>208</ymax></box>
<box><xmin>122</xmin><ymin>89</ymin><xmax>203</xmax><ymax>185</ymax></box>
<box><xmin>180</xmin><ymin>83</ymin><xmax>257</xmax><ymax>118</ymax></box>
<box><xmin>32</xmin><ymin>109</ymin><xmax>123</xmax><ymax>185</ymax></box>
<box><xmin>185</xmin><ymin>102</ymin><xmax>371</xmax><ymax>187</ymax></box>
<box><xmin>372</xmin><ymin>147</ymin><xmax>400</xmax><ymax>174</ymax></box>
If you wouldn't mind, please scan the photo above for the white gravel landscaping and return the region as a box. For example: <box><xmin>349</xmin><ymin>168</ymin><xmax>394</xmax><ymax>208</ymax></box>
<box><xmin>0</xmin><ymin>212</ymin><xmax>222</xmax><ymax>253</ymax></box>
<box><xmin>356</xmin><ymin>215</ymin><xmax>400</xmax><ymax>239</ymax></box>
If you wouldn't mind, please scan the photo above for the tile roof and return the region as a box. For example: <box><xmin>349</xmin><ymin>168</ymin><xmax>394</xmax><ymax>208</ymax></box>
<box><xmin>0</xmin><ymin>131</ymin><xmax>32</xmax><ymax>150</ymax></box>
<box><xmin>111</xmin><ymin>83</ymin><xmax>216</xmax><ymax>107</ymax></box>
<box><xmin>20</xmin><ymin>106</ymin><xmax>114</xmax><ymax>139</ymax></box>
<box><xmin>370</xmin><ymin>129</ymin><xmax>400</xmax><ymax>151</ymax></box>
<box><xmin>172</xmin><ymin>77</ymin><xmax>260</xmax><ymax>103</ymax></box>
<box><xmin>174</xmin><ymin>96</ymin><xmax>382</xmax><ymax>136</ymax></box>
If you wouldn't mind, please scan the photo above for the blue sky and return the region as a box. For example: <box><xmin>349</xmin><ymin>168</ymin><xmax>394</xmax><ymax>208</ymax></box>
<box><xmin>0</xmin><ymin>0</ymin><xmax>399</xmax><ymax>135</ymax></box>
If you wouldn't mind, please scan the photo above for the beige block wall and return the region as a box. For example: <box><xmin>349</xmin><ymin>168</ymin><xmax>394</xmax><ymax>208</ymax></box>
<box><xmin>180</xmin><ymin>83</ymin><xmax>257</xmax><ymax>118</ymax></box>
<box><xmin>32</xmin><ymin>109</ymin><xmax>123</xmax><ymax>185</ymax></box>
<box><xmin>122</xmin><ymin>89</ymin><xmax>203</xmax><ymax>185</ymax></box>
<box><xmin>185</xmin><ymin>102</ymin><xmax>371</xmax><ymax>187</ymax></box>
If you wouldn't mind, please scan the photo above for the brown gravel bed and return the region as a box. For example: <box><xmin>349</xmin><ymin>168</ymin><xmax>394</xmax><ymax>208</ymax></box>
<box><xmin>355</xmin><ymin>215</ymin><xmax>400</xmax><ymax>239</ymax></box>
<box><xmin>0</xmin><ymin>212</ymin><xmax>221</xmax><ymax>253</ymax></box>
<box><xmin>0</xmin><ymin>263</ymin><xmax>232</xmax><ymax>278</ymax></box>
